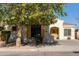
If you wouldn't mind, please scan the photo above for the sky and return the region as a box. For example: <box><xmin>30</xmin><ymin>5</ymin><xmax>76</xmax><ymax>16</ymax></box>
<box><xmin>60</xmin><ymin>3</ymin><xmax>79</xmax><ymax>28</ymax></box>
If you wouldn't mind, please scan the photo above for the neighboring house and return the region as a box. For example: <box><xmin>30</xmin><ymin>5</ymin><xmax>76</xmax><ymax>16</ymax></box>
<box><xmin>75</xmin><ymin>29</ymin><xmax>79</xmax><ymax>39</ymax></box>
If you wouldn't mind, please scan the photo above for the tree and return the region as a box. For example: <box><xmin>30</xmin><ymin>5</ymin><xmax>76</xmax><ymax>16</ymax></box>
<box><xmin>0</xmin><ymin>4</ymin><xmax>9</xmax><ymax>26</ymax></box>
<box><xmin>0</xmin><ymin>3</ymin><xmax>67</xmax><ymax>46</ymax></box>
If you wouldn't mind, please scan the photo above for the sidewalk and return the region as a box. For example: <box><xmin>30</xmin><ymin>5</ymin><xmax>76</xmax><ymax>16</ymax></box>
<box><xmin>0</xmin><ymin>44</ymin><xmax>79</xmax><ymax>52</ymax></box>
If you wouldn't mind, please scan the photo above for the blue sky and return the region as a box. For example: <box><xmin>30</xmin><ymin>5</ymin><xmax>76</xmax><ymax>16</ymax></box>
<box><xmin>60</xmin><ymin>3</ymin><xmax>79</xmax><ymax>28</ymax></box>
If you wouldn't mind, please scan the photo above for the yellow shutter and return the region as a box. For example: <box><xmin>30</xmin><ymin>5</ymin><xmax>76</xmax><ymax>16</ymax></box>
<box><xmin>26</xmin><ymin>26</ymin><xmax>31</xmax><ymax>38</ymax></box>
<box><xmin>41</xmin><ymin>25</ymin><xmax>45</xmax><ymax>39</ymax></box>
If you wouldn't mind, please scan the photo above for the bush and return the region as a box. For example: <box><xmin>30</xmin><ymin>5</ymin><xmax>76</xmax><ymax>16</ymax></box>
<box><xmin>53</xmin><ymin>41</ymin><xmax>58</xmax><ymax>45</ymax></box>
<box><xmin>0</xmin><ymin>27</ymin><xmax>4</xmax><ymax>31</ymax></box>
<box><xmin>67</xmin><ymin>37</ymin><xmax>71</xmax><ymax>40</ymax></box>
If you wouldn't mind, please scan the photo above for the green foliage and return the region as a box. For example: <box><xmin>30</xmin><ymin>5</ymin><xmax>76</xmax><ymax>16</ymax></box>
<box><xmin>0</xmin><ymin>3</ymin><xmax>67</xmax><ymax>26</ymax></box>
<box><xmin>0</xmin><ymin>4</ymin><xmax>9</xmax><ymax>22</ymax></box>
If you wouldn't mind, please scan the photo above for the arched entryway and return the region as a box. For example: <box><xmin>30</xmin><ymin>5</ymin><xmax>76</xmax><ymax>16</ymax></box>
<box><xmin>50</xmin><ymin>27</ymin><xmax>59</xmax><ymax>40</ymax></box>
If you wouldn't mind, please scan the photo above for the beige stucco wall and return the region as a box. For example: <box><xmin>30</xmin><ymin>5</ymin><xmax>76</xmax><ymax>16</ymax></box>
<box><xmin>63</xmin><ymin>24</ymin><xmax>74</xmax><ymax>28</ymax></box>
<box><xmin>63</xmin><ymin>24</ymin><xmax>75</xmax><ymax>40</ymax></box>
<box><xmin>48</xmin><ymin>19</ymin><xmax>75</xmax><ymax>40</ymax></box>
<box><xmin>49</xmin><ymin>19</ymin><xmax>64</xmax><ymax>40</ymax></box>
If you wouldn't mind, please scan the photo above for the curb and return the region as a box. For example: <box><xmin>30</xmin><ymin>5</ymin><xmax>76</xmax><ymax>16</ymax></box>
<box><xmin>0</xmin><ymin>48</ymin><xmax>78</xmax><ymax>52</ymax></box>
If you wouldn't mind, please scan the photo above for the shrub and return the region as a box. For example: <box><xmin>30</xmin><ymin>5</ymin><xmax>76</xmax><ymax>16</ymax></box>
<box><xmin>67</xmin><ymin>37</ymin><xmax>71</xmax><ymax>40</ymax></box>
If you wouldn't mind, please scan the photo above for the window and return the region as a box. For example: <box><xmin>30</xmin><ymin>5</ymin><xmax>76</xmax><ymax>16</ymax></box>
<box><xmin>64</xmin><ymin>29</ymin><xmax>71</xmax><ymax>36</ymax></box>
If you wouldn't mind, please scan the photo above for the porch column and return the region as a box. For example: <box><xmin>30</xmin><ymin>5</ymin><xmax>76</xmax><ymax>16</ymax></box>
<box><xmin>71</xmin><ymin>28</ymin><xmax>75</xmax><ymax>40</ymax></box>
<box><xmin>59</xmin><ymin>27</ymin><xmax>64</xmax><ymax>40</ymax></box>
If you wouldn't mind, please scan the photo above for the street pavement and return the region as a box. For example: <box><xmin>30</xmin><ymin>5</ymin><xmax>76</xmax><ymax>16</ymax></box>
<box><xmin>0</xmin><ymin>40</ymin><xmax>79</xmax><ymax>56</ymax></box>
<box><xmin>0</xmin><ymin>51</ymin><xmax>79</xmax><ymax>56</ymax></box>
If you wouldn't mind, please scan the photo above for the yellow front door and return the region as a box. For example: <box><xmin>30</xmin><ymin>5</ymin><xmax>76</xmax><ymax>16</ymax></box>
<box><xmin>50</xmin><ymin>27</ymin><xmax>59</xmax><ymax>40</ymax></box>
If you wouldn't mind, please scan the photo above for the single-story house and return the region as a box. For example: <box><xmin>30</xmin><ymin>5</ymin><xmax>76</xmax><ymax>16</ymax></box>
<box><xmin>26</xmin><ymin>19</ymin><xmax>76</xmax><ymax>42</ymax></box>
<box><xmin>0</xmin><ymin>18</ymin><xmax>76</xmax><ymax>44</ymax></box>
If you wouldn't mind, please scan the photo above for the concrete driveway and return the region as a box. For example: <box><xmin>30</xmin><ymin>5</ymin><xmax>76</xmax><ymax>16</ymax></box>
<box><xmin>57</xmin><ymin>40</ymin><xmax>79</xmax><ymax>46</ymax></box>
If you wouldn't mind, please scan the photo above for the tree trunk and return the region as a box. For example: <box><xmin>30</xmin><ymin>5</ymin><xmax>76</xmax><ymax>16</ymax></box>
<box><xmin>21</xmin><ymin>25</ymin><xmax>27</xmax><ymax>45</ymax></box>
<box><xmin>44</xmin><ymin>25</ymin><xmax>52</xmax><ymax>44</ymax></box>
<box><xmin>16</xmin><ymin>26</ymin><xmax>21</xmax><ymax>47</ymax></box>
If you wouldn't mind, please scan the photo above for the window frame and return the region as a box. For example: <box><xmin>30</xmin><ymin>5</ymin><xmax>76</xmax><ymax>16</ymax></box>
<box><xmin>64</xmin><ymin>29</ymin><xmax>71</xmax><ymax>36</ymax></box>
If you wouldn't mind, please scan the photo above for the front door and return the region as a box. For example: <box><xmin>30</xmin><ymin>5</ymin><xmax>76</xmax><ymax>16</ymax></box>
<box><xmin>50</xmin><ymin>27</ymin><xmax>59</xmax><ymax>40</ymax></box>
<box><xmin>31</xmin><ymin>25</ymin><xmax>41</xmax><ymax>45</ymax></box>
<box><xmin>31</xmin><ymin>25</ymin><xmax>41</xmax><ymax>38</ymax></box>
